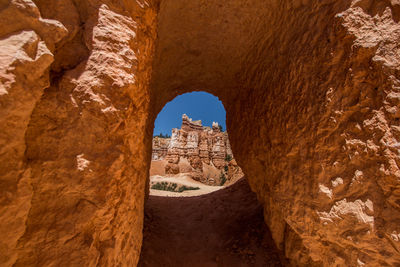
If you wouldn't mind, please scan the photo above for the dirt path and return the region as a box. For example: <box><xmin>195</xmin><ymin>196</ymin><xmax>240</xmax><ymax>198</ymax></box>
<box><xmin>139</xmin><ymin>178</ymin><xmax>288</xmax><ymax>267</ymax></box>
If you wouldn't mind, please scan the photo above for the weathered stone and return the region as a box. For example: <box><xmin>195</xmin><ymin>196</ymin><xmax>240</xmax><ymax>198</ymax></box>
<box><xmin>0</xmin><ymin>0</ymin><xmax>400</xmax><ymax>266</ymax></box>
<box><xmin>0</xmin><ymin>1</ymin><xmax>67</xmax><ymax>265</ymax></box>
<box><xmin>0</xmin><ymin>0</ymin><xmax>158</xmax><ymax>266</ymax></box>
<box><xmin>151</xmin><ymin>137</ymin><xmax>170</xmax><ymax>160</ymax></box>
<box><xmin>153</xmin><ymin>114</ymin><xmax>243</xmax><ymax>185</ymax></box>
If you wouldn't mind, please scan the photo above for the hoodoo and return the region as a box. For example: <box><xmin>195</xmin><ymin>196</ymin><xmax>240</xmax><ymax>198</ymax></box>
<box><xmin>0</xmin><ymin>0</ymin><xmax>400</xmax><ymax>266</ymax></box>
<box><xmin>151</xmin><ymin>114</ymin><xmax>243</xmax><ymax>186</ymax></box>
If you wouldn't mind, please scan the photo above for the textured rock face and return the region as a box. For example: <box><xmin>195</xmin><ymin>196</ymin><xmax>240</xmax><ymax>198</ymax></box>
<box><xmin>151</xmin><ymin>137</ymin><xmax>170</xmax><ymax>160</ymax></box>
<box><xmin>166</xmin><ymin>114</ymin><xmax>229</xmax><ymax>173</ymax></box>
<box><xmin>152</xmin><ymin>114</ymin><xmax>243</xmax><ymax>185</ymax></box>
<box><xmin>0</xmin><ymin>0</ymin><xmax>158</xmax><ymax>266</ymax></box>
<box><xmin>1</xmin><ymin>0</ymin><xmax>400</xmax><ymax>266</ymax></box>
<box><xmin>0</xmin><ymin>1</ymin><xmax>67</xmax><ymax>265</ymax></box>
<box><xmin>151</xmin><ymin>0</ymin><xmax>400</xmax><ymax>265</ymax></box>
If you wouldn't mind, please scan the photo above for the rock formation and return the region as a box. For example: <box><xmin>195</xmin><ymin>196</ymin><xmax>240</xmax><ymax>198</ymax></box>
<box><xmin>0</xmin><ymin>0</ymin><xmax>158</xmax><ymax>266</ymax></box>
<box><xmin>151</xmin><ymin>114</ymin><xmax>243</xmax><ymax>185</ymax></box>
<box><xmin>151</xmin><ymin>137</ymin><xmax>170</xmax><ymax>160</ymax></box>
<box><xmin>1</xmin><ymin>0</ymin><xmax>400</xmax><ymax>266</ymax></box>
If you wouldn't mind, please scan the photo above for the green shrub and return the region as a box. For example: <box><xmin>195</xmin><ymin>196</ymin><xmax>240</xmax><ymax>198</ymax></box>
<box><xmin>225</xmin><ymin>154</ymin><xmax>232</xmax><ymax>162</ymax></box>
<box><xmin>151</xmin><ymin>182</ymin><xmax>200</xmax><ymax>192</ymax></box>
<box><xmin>178</xmin><ymin>185</ymin><xmax>200</xmax><ymax>192</ymax></box>
<box><xmin>224</xmin><ymin>165</ymin><xmax>228</xmax><ymax>172</ymax></box>
<box><xmin>153</xmin><ymin>133</ymin><xmax>171</xmax><ymax>138</ymax></box>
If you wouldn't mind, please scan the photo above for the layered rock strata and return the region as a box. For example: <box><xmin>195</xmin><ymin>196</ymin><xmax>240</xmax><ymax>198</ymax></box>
<box><xmin>151</xmin><ymin>137</ymin><xmax>170</xmax><ymax>160</ymax></box>
<box><xmin>152</xmin><ymin>114</ymin><xmax>243</xmax><ymax>185</ymax></box>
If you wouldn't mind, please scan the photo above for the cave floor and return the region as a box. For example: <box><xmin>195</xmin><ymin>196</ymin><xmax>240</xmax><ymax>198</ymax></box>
<box><xmin>138</xmin><ymin>178</ymin><xmax>288</xmax><ymax>267</ymax></box>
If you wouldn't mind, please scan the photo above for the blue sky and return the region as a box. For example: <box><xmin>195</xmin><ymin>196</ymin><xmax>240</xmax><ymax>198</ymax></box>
<box><xmin>153</xmin><ymin>92</ymin><xmax>226</xmax><ymax>136</ymax></box>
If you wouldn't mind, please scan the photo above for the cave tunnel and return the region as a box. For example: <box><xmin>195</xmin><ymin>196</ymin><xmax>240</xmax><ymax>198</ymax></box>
<box><xmin>1</xmin><ymin>0</ymin><xmax>400</xmax><ymax>266</ymax></box>
<box><xmin>139</xmin><ymin>91</ymin><xmax>286</xmax><ymax>266</ymax></box>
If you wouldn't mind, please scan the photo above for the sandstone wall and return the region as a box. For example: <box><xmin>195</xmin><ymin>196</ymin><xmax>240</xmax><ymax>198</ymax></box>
<box><xmin>232</xmin><ymin>2</ymin><xmax>400</xmax><ymax>265</ymax></box>
<box><xmin>0</xmin><ymin>1</ymin><xmax>67</xmax><ymax>265</ymax></box>
<box><xmin>0</xmin><ymin>0</ymin><xmax>158</xmax><ymax>266</ymax></box>
<box><xmin>151</xmin><ymin>0</ymin><xmax>400</xmax><ymax>266</ymax></box>
<box><xmin>0</xmin><ymin>0</ymin><xmax>400</xmax><ymax>266</ymax></box>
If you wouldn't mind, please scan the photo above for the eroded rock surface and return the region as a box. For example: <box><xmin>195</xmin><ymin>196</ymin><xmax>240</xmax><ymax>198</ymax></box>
<box><xmin>152</xmin><ymin>136</ymin><xmax>170</xmax><ymax>160</ymax></box>
<box><xmin>151</xmin><ymin>0</ymin><xmax>400</xmax><ymax>265</ymax></box>
<box><xmin>0</xmin><ymin>1</ymin><xmax>67</xmax><ymax>265</ymax></box>
<box><xmin>0</xmin><ymin>0</ymin><xmax>158</xmax><ymax>266</ymax></box>
<box><xmin>0</xmin><ymin>0</ymin><xmax>400</xmax><ymax>266</ymax></box>
<box><xmin>152</xmin><ymin>114</ymin><xmax>243</xmax><ymax>185</ymax></box>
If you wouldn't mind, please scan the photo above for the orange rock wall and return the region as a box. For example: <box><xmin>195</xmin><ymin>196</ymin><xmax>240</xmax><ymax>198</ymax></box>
<box><xmin>0</xmin><ymin>0</ymin><xmax>400</xmax><ymax>266</ymax></box>
<box><xmin>232</xmin><ymin>2</ymin><xmax>400</xmax><ymax>265</ymax></box>
<box><xmin>151</xmin><ymin>0</ymin><xmax>400</xmax><ymax>265</ymax></box>
<box><xmin>0</xmin><ymin>1</ymin><xmax>67</xmax><ymax>265</ymax></box>
<box><xmin>0</xmin><ymin>0</ymin><xmax>158</xmax><ymax>266</ymax></box>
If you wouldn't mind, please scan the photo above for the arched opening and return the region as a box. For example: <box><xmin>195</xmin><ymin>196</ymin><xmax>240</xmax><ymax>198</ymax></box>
<box><xmin>149</xmin><ymin>92</ymin><xmax>243</xmax><ymax>196</ymax></box>
<box><xmin>139</xmin><ymin>92</ymin><xmax>287</xmax><ymax>266</ymax></box>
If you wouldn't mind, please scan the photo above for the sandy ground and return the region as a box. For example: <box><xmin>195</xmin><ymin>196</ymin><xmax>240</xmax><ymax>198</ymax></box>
<box><xmin>150</xmin><ymin>174</ymin><xmax>224</xmax><ymax>197</ymax></box>
<box><xmin>149</xmin><ymin>158</ymin><xmax>228</xmax><ymax>187</ymax></box>
<box><xmin>139</xmin><ymin>178</ymin><xmax>288</xmax><ymax>267</ymax></box>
